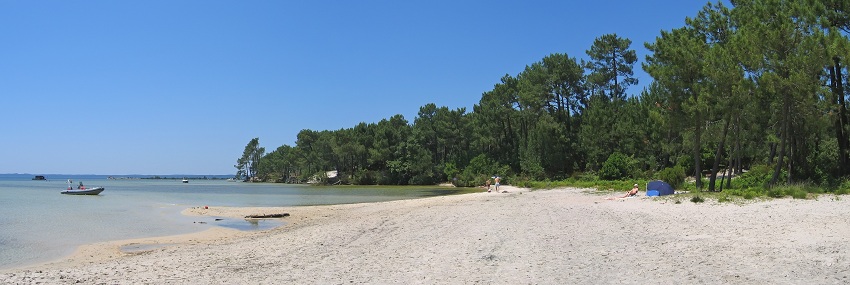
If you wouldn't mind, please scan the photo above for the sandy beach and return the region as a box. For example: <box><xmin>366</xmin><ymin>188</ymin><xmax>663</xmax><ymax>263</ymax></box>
<box><xmin>3</xmin><ymin>186</ymin><xmax>850</xmax><ymax>284</ymax></box>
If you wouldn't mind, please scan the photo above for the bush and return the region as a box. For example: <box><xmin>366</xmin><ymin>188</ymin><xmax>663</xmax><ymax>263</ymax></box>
<box><xmin>572</xmin><ymin>172</ymin><xmax>598</xmax><ymax>181</ymax></box>
<box><xmin>789</xmin><ymin>189</ymin><xmax>808</xmax><ymax>199</ymax></box>
<box><xmin>655</xmin><ymin>166</ymin><xmax>686</xmax><ymax>189</ymax></box>
<box><xmin>520</xmin><ymin>159</ymin><xmax>546</xmax><ymax>181</ymax></box>
<box><xmin>352</xmin><ymin>170</ymin><xmax>376</xmax><ymax>185</ymax></box>
<box><xmin>724</xmin><ymin>189</ymin><xmax>742</xmax><ymax>197</ymax></box>
<box><xmin>836</xmin><ymin>179</ymin><xmax>850</xmax><ymax>195</ymax></box>
<box><xmin>443</xmin><ymin>163</ymin><xmax>459</xmax><ymax>182</ymax></box>
<box><xmin>453</xmin><ymin>154</ymin><xmax>511</xmax><ymax>187</ymax></box>
<box><xmin>767</xmin><ymin>189</ymin><xmax>784</xmax><ymax>198</ymax></box>
<box><xmin>599</xmin><ymin>152</ymin><xmax>633</xmax><ymax>181</ymax></box>
<box><xmin>691</xmin><ymin>196</ymin><xmax>705</xmax><ymax>203</ymax></box>
<box><xmin>736</xmin><ymin>164</ymin><xmax>785</xmax><ymax>189</ymax></box>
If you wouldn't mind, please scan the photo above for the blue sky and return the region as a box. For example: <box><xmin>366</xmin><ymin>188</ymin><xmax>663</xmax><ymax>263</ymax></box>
<box><xmin>1</xmin><ymin>1</ymin><xmax>717</xmax><ymax>175</ymax></box>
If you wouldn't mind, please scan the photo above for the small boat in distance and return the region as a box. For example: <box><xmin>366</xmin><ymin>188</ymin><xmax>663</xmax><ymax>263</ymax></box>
<box><xmin>61</xmin><ymin>187</ymin><xmax>105</xmax><ymax>195</ymax></box>
<box><xmin>32</xmin><ymin>175</ymin><xmax>46</xmax><ymax>180</ymax></box>
<box><xmin>182</xmin><ymin>177</ymin><xmax>189</xmax><ymax>183</ymax></box>
<box><xmin>61</xmin><ymin>179</ymin><xmax>104</xmax><ymax>195</ymax></box>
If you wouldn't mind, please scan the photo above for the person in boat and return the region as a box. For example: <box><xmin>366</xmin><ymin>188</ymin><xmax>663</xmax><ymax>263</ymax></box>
<box><xmin>78</xmin><ymin>181</ymin><xmax>85</xmax><ymax>190</ymax></box>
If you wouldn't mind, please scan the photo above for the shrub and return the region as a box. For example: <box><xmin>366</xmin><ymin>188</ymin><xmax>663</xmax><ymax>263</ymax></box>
<box><xmin>443</xmin><ymin>163</ymin><xmax>459</xmax><ymax>182</ymax></box>
<box><xmin>655</xmin><ymin>166</ymin><xmax>686</xmax><ymax>189</ymax></box>
<box><xmin>572</xmin><ymin>172</ymin><xmax>598</xmax><ymax>181</ymax></box>
<box><xmin>736</xmin><ymin>164</ymin><xmax>785</xmax><ymax>189</ymax></box>
<box><xmin>724</xmin><ymin>189</ymin><xmax>743</xmax><ymax>197</ymax></box>
<box><xmin>453</xmin><ymin>154</ymin><xmax>511</xmax><ymax>187</ymax></box>
<box><xmin>835</xmin><ymin>179</ymin><xmax>850</xmax><ymax>195</ymax></box>
<box><xmin>599</xmin><ymin>152</ymin><xmax>632</xmax><ymax>181</ymax></box>
<box><xmin>691</xmin><ymin>196</ymin><xmax>705</xmax><ymax>203</ymax></box>
<box><xmin>789</xmin><ymin>189</ymin><xmax>808</xmax><ymax>199</ymax></box>
<box><xmin>520</xmin><ymin>159</ymin><xmax>546</xmax><ymax>181</ymax></box>
<box><xmin>352</xmin><ymin>170</ymin><xmax>376</xmax><ymax>185</ymax></box>
<box><xmin>767</xmin><ymin>189</ymin><xmax>784</xmax><ymax>198</ymax></box>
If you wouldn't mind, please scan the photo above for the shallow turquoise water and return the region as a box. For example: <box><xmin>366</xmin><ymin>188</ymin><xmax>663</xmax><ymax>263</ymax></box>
<box><xmin>0</xmin><ymin>175</ymin><xmax>472</xmax><ymax>269</ymax></box>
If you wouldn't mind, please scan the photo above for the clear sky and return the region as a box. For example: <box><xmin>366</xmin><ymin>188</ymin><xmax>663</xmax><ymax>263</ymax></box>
<box><xmin>0</xmin><ymin>0</ymin><xmax>718</xmax><ymax>175</ymax></box>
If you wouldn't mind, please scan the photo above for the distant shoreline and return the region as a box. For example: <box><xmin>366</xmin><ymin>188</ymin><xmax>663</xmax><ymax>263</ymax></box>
<box><xmin>108</xmin><ymin>176</ymin><xmax>234</xmax><ymax>180</ymax></box>
<box><xmin>0</xmin><ymin>173</ymin><xmax>235</xmax><ymax>180</ymax></box>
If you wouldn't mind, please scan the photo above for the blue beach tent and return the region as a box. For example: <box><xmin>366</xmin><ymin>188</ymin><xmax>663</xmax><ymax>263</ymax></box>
<box><xmin>645</xmin><ymin>180</ymin><xmax>675</xmax><ymax>196</ymax></box>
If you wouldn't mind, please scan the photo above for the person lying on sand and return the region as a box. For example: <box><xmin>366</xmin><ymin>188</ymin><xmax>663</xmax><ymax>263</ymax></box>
<box><xmin>606</xmin><ymin>184</ymin><xmax>639</xmax><ymax>200</ymax></box>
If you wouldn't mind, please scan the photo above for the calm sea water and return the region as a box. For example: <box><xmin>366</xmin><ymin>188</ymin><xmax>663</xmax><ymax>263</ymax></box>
<box><xmin>0</xmin><ymin>174</ymin><xmax>473</xmax><ymax>270</ymax></box>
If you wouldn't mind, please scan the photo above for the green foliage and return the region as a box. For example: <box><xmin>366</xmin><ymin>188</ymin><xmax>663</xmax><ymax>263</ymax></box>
<box><xmin>771</xmin><ymin>184</ymin><xmax>814</xmax><ymax>200</ymax></box>
<box><xmin>734</xmin><ymin>165</ymin><xmax>775</xmax><ymax>189</ymax></box>
<box><xmin>722</xmin><ymin>187</ymin><xmax>766</xmax><ymax>200</ymax></box>
<box><xmin>586</xmin><ymin>33</ymin><xmax>638</xmax><ymax>100</ymax></box>
<box><xmin>690</xmin><ymin>196</ymin><xmax>704</xmax><ymax>203</ymax></box>
<box><xmin>244</xmin><ymin>2</ymin><xmax>850</xmax><ymax>189</ymax></box>
<box><xmin>767</xmin><ymin>189</ymin><xmax>784</xmax><ymax>198</ymax></box>
<box><xmin>443</xmin><ymin>163</ymin><xmax>459</xmax><ymax>182</ymax></box>
<box><xmin>236</xmin><ymin>138</ymin><xmax>265</xmax><ymax>180</ymax></box>
<box><xmin>655</xmin><ymin>166</ymin><xmax>686</xmax><ymax>189</ymax></box>
<box><xmin>836</xmin><ymin>180</ymin><xmax>850</xmax><ymax>195</ymax></box>
<box><xmin>453</xmin><ymin>154</ymin><xmax>510</xmax><ymax>187</ymax></box>
<box><xmin>571</xmin><ymin>172</ymin><xmax>598</xmax><ymax>182</ymax></box>
<box><xmin>789</xmin><ymin>189</ymin><xmax>808</xmax><ymax>199</ymax></box>
<box><xmin>599</xmin><ymin>152</ymin><xmax>633</xmax><ymax>180</ymax></box>
<box><xmin>521</xmin><ymin>178</ymin><xmax>644</xmax><ymax>194</ymax></box>
<box><xmin>352</xmin><ymin>170</ymin><xmax>376</xmax><ymax>185</ymax></box>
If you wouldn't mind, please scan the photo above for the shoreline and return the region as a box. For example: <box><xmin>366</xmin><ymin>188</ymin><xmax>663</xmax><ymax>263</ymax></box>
<box><xmin>4</xmin><ymin>186</ymin><xmax>850</xmax><ymax>283</ymax></box>
<box><xmin>2</xmin><ymin>186</ymin><xmax>527</xmax><ymax>273</ymax></box>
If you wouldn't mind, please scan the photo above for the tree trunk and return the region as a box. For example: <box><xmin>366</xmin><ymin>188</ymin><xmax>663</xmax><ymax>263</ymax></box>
<box><xmin>726</xmin><ymin>114</ymin><xmax>739</xmax><ymax>189</ymax></box>
<box><xmin>830</xmin><ymin>58</ymin><xmax>850</xmax><ymax>176</ymax></box>
<box><xmin>694</xmin><ymin>110</ymin><xmax>703</xmax><ymax>190</ymax></box>
<box><xmin>724</xmin><ymin>147</ymin><xmax>735</xmax><ymax>190</ymax></box>
<box><xmin>770</xmin><ymin>98</ymin><xmax>790</xmax><ymax>186</ymax></box>
<box><xmin>735</xmin><ymin>117</ymin><xmax>743</xmax><ymax>175</ymax></box>
<box><xmin>709</xmin><ymin>117</ymin><xmax>731</xmax><ymax>192</ymax></box>
<box><xmin>768</xmin><ymin>142</ymin><xmax>776</xmax><ymax>165</ymax></box>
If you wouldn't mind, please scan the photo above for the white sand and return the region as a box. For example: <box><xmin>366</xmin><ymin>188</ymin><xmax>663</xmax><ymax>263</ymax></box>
<box><xmin>3</xmin><ymin>186</ymin><xmax>850</xmax><ymax>284</ymax></box>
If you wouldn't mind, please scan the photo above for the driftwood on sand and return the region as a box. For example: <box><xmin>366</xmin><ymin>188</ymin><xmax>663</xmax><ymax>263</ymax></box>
<box><xmin>244</xmin><ymin>213</ymin><xmax>290</xmax><ymax>219</ymax></box>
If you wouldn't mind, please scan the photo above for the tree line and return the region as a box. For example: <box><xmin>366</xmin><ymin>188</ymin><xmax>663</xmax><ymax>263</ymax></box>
<box><xmin>236</xmin><ymin>0</ymin><xmax>850</xmax><ymax>190</ymax></box>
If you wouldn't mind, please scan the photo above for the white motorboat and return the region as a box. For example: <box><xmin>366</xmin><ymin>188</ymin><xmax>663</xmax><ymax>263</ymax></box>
<box><xmin>61</xmin><ymin>187</ymin><xmax>105</xmax><ymax>195</ymax></box>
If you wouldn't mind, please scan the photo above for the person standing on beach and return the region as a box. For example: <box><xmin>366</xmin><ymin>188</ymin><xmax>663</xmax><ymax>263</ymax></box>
<box><xmin>485</xmin><ymin>178</ymin><xmax>492</xmax><ymax>192</ymax></box>
<box><xmin>494</xmin><ymin>176</ymin><xmax>501</xmax><ymax>192</ymax></box>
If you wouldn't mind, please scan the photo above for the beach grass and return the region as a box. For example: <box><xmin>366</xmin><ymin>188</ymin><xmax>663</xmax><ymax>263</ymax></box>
<box><xmin>515</xmin><ymin>176</ymin><xmax>850</xmax><ymax>203</ymax></box>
